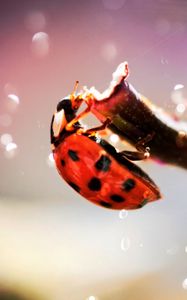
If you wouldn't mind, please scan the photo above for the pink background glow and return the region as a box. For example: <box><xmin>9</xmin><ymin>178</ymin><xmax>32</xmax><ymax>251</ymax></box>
<box><xmin>0</xmin><ymin>1</ymin><xmax>187</xmax><ymax>299</ymax></box>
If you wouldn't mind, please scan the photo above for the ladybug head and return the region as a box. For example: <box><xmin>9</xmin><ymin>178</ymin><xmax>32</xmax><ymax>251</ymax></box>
<box><xmin>51</xmin><ymin>82</ymin><xmax>83</xmax><ymax>143</ymax></box>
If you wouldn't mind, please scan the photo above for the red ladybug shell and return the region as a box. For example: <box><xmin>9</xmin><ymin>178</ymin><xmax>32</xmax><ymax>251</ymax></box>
<box><xmin>53</xmin><ymin>134</ymin><xmax>161</xmax><ymax>210</ymax></box>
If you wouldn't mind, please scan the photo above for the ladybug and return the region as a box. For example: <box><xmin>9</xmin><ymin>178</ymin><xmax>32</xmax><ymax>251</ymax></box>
<box><xmin>66</xmin><ymin>62</ymin><xmax>184</xmax><ymax>167</ymax></box>
<box><xmin>51</xmin><ymin>83</ymin><xmax>161</xmax><ymax>210</ymax></box>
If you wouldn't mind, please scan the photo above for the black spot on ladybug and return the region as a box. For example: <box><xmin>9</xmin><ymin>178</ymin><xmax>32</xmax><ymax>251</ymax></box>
<box><xmin>68</xmin><ymin>181</ymin><xmax>80</xmax><ymax>193</ymax></box>
<box><xmin>138</xmin><ymin>198</ymin><xmax>148</xmax><ymax>208</ymax></box>
<box><xmin>68</xmin><ymin>149</ymin><xmax>79</xmax><ymax>161</ymax></box>
<box><xmin>99</xmin><ymin>201</ymin><xmax>112</xmax><ymax>208</ymax></box>
<box><xmin>95</xmin><ymin>155</ymin><xmax>111</xmax><ymax>172</ymax></box>
<box><xmin>122</xmin><ymin>178</ymin><xmax>136</xmax><ymax>192</ymax></box>
<box><xmin>110</xmin><ymin>194</ymin><xmax>125</xmax><ymax>203</ymax></box>
<box><xmin>61</xmin><ymin>159</ymin><xmax>65</xmax><ymax>166</ymax></box>
<box><xmin>88</xmin><ymin>177</ymin><xmax>102</xmax><ymax>191</ymax></box>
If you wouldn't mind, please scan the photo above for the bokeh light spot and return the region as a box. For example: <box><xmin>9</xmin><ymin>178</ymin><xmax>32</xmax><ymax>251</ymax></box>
<box><xmin>87</xmin><ymin>296</ymin><xmax>98</xmax><ymax>300</ymax></box>
<box><xmin>176</xmin><ymin>103</ymin><xmax>186</xmax><ymax>114</ymax></box>
<box><xmin>4</xmin><ymin>142</ymin><xmax>18</xmax><ymax>159</ymax></box>
<box><xmin>47</xmin><ymin>153</ymin><xmax>55</xmax><ymax>167</ymax></box>
<box><xmin>25</xmin><ymin>11</ymin><xmax>46</xmax><ymax>32</ymax></box>
<box><xmin>0</xmin><ymin>133</ymin><xmax>13</xmax><ymax>146</ymax></box>
<box><xmin>161</xmin><ymin>57</ymin><xmax>169</xmax><ymax>65</ymax></box>
<box><xmin>119</xmin><ymin>209</ymin><xmax>128</xmax><ymax>219</ymax></box>
<box><xmin>174</xmin><ymin>84</ymin><xmax>184</xmax><ymax>91</ymax></box>
<box><xmin>182</xmin><ymin>278</ymin><xmax>187</xmax><ymax>290</ymax></box>
<box><xmin>121</xmin><ymin>236</ymin><xmax>130</xmax><ymax>252</ymax></box>
<box><xmin>101</xmin><ymin>42</ymin><xmax>117</xmax><ymax>61</ymax></box>
<box><xmin>6</xmin><ymin>142</ymin><xmax>17</xmax><ymax>152</ymax></box>
<box><xmin>109</xmin><ymin>134</ymin><xmax>119</xmax><ymax>144</ymax></box>
<box><xmin>8</xmin><ymin>94</ymin><xmax>20</xmax><ymax>104</ymax></box>
<box><xmin>32</xmin><ymin>32</ymin><xmax>50</xmax><ymax>57</ymax></box>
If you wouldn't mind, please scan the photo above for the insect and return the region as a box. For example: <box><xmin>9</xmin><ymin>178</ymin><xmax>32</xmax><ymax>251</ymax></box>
<box><xmin>51</xmin><ymin>83</ymin><xmax>161</xmax><ymax>210</ymax></box>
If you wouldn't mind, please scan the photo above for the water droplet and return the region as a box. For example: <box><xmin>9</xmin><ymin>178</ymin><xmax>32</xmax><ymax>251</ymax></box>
<box><xmin>185</xmin><ymin>246</ymin><xmax>187</xmax><ymax>253</ymax></box>
<box><xmin>119</xmin><ymin>209</ymin><xmax>128</xmax><ymax>219</ymax></box>
<box><xmin>182</xmin><ymin>278</ymin><xmax>187</xmax><ymax>290</ymax></box>
<box><xmin>102</xmin><ymin>0</ymin><xmax>126</xmax><ymax>10</ymax></box>
<box><xmin>4</xmin><ymin>142</ymin><xmax>18</xmax><ymax>158</ymax></box>
<box><xmin>0</xmin><ymin>114</ymin><xmax>12</xmax><ymax>127</ymax></box>
<box><xmin>139</xmin><ymin>243</ymin><xmax>143</xmax><ymax>248</ymax></box>
<box><xmin>161</xmin><ymin>57</ymin><xmax>169</xmax><ymax>65</ymax></box>
<box><xmin>109</xmin><ymin>134</ymin><xmax>119</xmax><ymax>144</ymax></box>
<box><xmin>0</xmin><ymin>133</ymin><xmax>13</xmax><ymax>146</ymax></box>
<box><xmin>101</xmin><ymin>43</ymin><xmax>117</xmax><ymax>61</ymax></box>
<box><xmin>6</xmin><ymin>142</ymin><xmax>17</xmax><ymax>152</ymax></box>
<box><xmin>121</xmin><ymin>236</ymin><xmax>130</xmax><ymax>252</ymax></box>
<box><xmin>32</xmin><ymin>32</ymin><xmax>49</xmax><ymax>57</ymax></box>
<box><xmin>5</xmin><ymin>90</ymin><xmax>20</xmax><ymax>112</ymax></box>
<box><xmin>176</xmin><ymin>103</ymin><xmax>186</xmax><ymax>114</ymax></box>
<box><xmin>7</xmin><ymin>94</ymin><xmax>20</xmax><ymax>104</ymax></box>
<box><xmin>174</xmin><ymin>84</ymin><xmax>184</xmax><ymax>91</ymax></box>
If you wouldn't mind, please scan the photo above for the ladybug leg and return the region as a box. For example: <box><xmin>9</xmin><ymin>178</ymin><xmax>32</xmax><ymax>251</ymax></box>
<box><xmin>136</xmin><ymin>133</ymin><xmax>155</xmax><ymax>152</ymax></box>
<box><xmin>119</xmin><ymin>148</ymin><xmax>150</xmax><ymax>161</ymax></box>
<box><xmin>119</xmin><ymin>133</ymin><xmax>154</xmax><ymax>161</ymax></box>
<box><xmin>84</xmin><ymin>118</ymin><xmax>111</xmax><ymax>135</ymax></box>
<box><xmin>66</xmin><ymin>105</ymin><xmax>91</xmax><ymax>131</ymax></box>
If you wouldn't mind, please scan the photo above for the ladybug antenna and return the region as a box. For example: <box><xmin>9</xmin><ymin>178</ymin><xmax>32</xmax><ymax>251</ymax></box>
<box><xmin>71</xmin><ymin>80</ymin><xmax>79</xmax><ymax>100</ymax></box>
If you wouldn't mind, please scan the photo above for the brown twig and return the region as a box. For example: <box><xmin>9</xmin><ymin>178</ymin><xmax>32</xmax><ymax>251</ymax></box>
<box><xmin>85</xmin><ymin>65</ymin><xmax>187</xmax><ymax>169</ymax></box>
<box><xmin>100</xmin><ymin>81</ymin><xmax>187</xmax><ymax>169</ymax></box>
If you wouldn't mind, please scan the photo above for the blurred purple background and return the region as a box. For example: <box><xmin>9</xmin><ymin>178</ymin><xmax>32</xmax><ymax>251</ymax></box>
<box><xmin>0</xmin><ymin>1</ymin><xmax>187</xmax><ymax>299</ymax></box>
